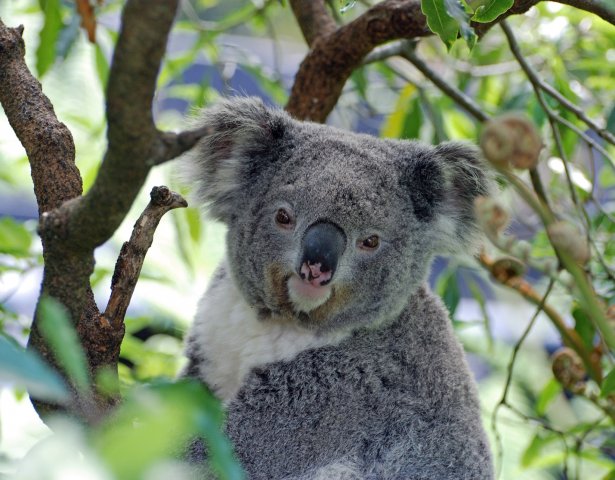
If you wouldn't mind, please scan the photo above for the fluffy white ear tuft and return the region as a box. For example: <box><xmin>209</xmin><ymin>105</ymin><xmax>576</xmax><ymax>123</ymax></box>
<box><xmin>434</xmin><ymin>141</ymin><xmax>496</xmax><ymax>255</ymax></box>
<box><xmin>181</xmin><ymin>97</ymin><xmax>290</xmax><ymax>222</ymax></box>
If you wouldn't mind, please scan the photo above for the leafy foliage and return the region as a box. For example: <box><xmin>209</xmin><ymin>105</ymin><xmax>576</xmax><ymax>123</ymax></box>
<box><xmin>0</xmin><ymin>0</ymin><xmax>614</xmax><ymax>479</ymax></box>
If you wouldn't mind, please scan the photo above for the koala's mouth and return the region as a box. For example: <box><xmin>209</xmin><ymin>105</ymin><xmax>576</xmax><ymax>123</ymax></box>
<box><xmin>263</xmin><ymin>264</ymin><xmax>350</xmax><ymax>325</ymax></box>
<box><xmin>287</xmin><ymin>275</ymin><xmax>332</xmax><ymax>313</ymax></box>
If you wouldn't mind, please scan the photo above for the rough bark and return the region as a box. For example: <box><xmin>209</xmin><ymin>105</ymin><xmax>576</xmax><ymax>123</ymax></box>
<box><xmin>0</xmin><ymin>1</ymin><xmax>201</xmax><ymax>420</ymax></box>
<box><xmin>104</xmin><ymin>187</ymin><xmax>188</xmax><ymax>329</ymax></box>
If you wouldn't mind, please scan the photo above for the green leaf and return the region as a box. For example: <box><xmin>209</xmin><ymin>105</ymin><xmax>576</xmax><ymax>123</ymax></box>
<box><xmin>471</xmin><ymin>0</ymin><xmax>514</xmax><ymax>23</ymax></box>
<box><xmin>601</xmin><ymin>368</ymin><xmax>615</xmax><ymax>398</ymax></box>
<box><xmin>37</xmin><ymin>296</ymin><xmax>90</xmax><ymax>393</ymax></box>
<box><xmin>56</xmin><ymin>12</ymin><xmax>80</xmax><ymax>60</ymax></box>
<box><xmin>572</xmin><ymin>306</ymin><xmax>596</xmax><ymax>350</ymax></box>
<box><xmin>0</xmin><ymin>334</ymin><xmax>69</xmax><ymax>403</ymax></box>
<box><xmin>421</xmin><ymin>0</ymin><xmax>459</xmax><ymax>49</ymax></box>
<box><xmin>95</xmin><ymin>44</ymin><xmax>110</xmax><ymax>89</ymax></box>
<box><xmin>607</xmin><ymin>104</ymin><xmax>615</xmax><ymax>135</ymax></box>
<box><xmin>37</xmin><ymin>0</ymin><xmax>63</xmax><ymax>77</ymax></box>
<box><xmin>536</xmin><ymin>378</ymin><xmax>562</xmax><ymax>416</ymax></box>
<box><xmin>0</xmin><ymin>217</ymin><xmax>32</xmax><ymax>257</ymax></box>
<box><xmin>444</xmin><ymin>0</ymin><xmax>476</xmax><ymax>49</ymax></box>
<box><xmin>436</xmin><ymin>268</ymin><xmax>461</xmax><ymax>317</ymax></box>
<box><xmin>93</xmin><ymin>380</ymin><xmax>244</xmax><ymax>480</ymax></box>
<box><xmin>350</xmin><ymin>67</ymin><xmax>368</xmax><ymax>102</ymax></box>
<box><xmin>521</xmin><ymin>433</ymin><xmax>558</xmax><ymax>468</ymax></box>
<box><xmin>381</xmin><ymin>84</ymin><xmax>417</xmax><ymax>138</ymax></box>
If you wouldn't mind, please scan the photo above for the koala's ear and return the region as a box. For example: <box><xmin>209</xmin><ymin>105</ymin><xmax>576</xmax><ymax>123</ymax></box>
<box><xmin>184</xmin><ymin>97</ymin><xmax>290</xmax><ymax>222</ymax></box>
<box><xmin>402</xmin><ymin>141</ymin><xmax>495</xmax><ymax>255</ymax></box>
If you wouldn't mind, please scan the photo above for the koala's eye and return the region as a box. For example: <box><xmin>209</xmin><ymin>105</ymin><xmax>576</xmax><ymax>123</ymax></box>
<box><xmin>275</xmin><ymin>208</ymin><xmax>293</xmax><ymax>228</ymax></box>
<box><xmin>360</xmin><ymin>235</ymin><xmax>380</xmax><ymax>250</ymax></box>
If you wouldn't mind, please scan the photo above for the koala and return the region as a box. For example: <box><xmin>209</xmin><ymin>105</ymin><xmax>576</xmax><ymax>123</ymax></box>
<box><xmin>182</xmin><ymin>97</ymin><xmax>494</xmax><ymax>479</ymax></box>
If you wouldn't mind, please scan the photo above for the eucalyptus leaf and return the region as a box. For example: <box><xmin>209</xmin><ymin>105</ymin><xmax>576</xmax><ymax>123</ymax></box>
<box><xmin>36</xmin><ymin>0</ymin><xmax>63</xmax><ymax>77</ymax></box>
<box><xmin>601</xmin><ymin>368</ymin><xmax>615</xmax><ymax>398</ymax></box>
<box><xmin>37</xmin><ymin>296</ymin><xmax>90</xmax><ymax>394</ymax></box>
<box><xmin>93</xmin><ymin>380</ymin><xmax>244</xmax><ymax>480</ymax></box>
<box><xmin>0</xmin><ymin>335</ymin><xmax>69</xmax><ymax>403</ymax></box>
<box><xmin>421</xmin><ymin>0</ymin><xmax>459</xmax><ymax>49</ymax></box>
<box><xmin>0</xmin><ymin>217</ymin><xmax>32</xmax><ymax>257</ymax></box>
<box><xmin>471</xmin><ymin>0</ymin><xmax>514</xmax><ymax>23</ymax></box>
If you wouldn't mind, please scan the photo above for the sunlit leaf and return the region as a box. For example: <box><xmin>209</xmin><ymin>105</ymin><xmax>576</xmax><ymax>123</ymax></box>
<box><xmin>95</xmin><ymin>43</ymin><xmax>109</xmax><ymax>89</ymax></box>
<box><xmin>37</xmin><ymin>0</ymin><xmax>63</xmax><ymax>77</ymax></box>
<box><xmin>421</xmin><ymin>0</ymin><xmax>459</xmax><ymax>49</ymax></box>
<box><xmin>0</xmin><ymin>335</ymin><xmax>69</xmax><ymax>403</ymax></box>
<box><xmin>471</xmin><ymin>0</ymin><xmax>514</xmax><ymax>23</ymax></box>
<box><xmin>37</xmin><ymin>296</ymin><xmax>90</xmax><ymax>393</ymax></box>
<box><xmin>93</xmin><ymin>380</ymin><xmax>244</xmax><ymax>480</ymax></box>
<box><xmin>444</xmin><ymin>0</ymin><xmax>476</xmax><ymax>49</ymax></box>
<box><xmin>436</xmin><ymin>268</ymin><xmax>460</xmax><ymax>317</ymax></box>
<box><xmin>0</xmin><ymin>217</ymin><xmax>32</xmax><ymax>257</ymax></box>
<box><xmin>521</xmin><ymin>433</ymin><xmax>558</xmax><ymax>468</ymax></box>
<box><xmin>601</xmin><ymin>368</ymin><xmax>615</xmax><ymax>398</ymax></box>
<box><xmin>381</xmin><ymin>84</ymin><xmax>417</xmax><ymax>138</ymax></box>
<box><xmin>572</xmin><ymin>306</ymin><xmax>596</xmax><ymax>350</ymax></box>
<box><xmin>536</xmin><ymin>378</ymin><xmax>562</xmax><ymax>416</ymax></box>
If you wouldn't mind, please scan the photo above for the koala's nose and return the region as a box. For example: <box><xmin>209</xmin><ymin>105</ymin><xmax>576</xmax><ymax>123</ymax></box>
<box><xmin>299</xmin><ymin>221</ymin><xmax>346</xmax><ymax>287</ymax></box>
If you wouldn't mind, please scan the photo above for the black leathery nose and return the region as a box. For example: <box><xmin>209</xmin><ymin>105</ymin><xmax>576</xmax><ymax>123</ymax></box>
<box><xmin>299</xmin><ymin>221</ymin><xmax>346</xmax><ymax>283</ymax></box>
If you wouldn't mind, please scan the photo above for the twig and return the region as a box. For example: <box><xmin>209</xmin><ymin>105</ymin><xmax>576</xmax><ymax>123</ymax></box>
<box><xmin>503</xmin><ymin>21</ymin><xmax>614</xmax><ymax>146</ymax></box>
<box><xmin>478</xmin><ymin>252</ymin><xmax>601</xmax><ymax>381</ymax></box>
<box><xmin>552</xmin><ymin>0</ymin><xmax>615</xmax><ymax>27</ymax></box>
<box><xmin>286</xmin><ymin>0</ymin><xmax>431</xmax><ymax>121</ymax></box>
<box><xmin>490</xmin><ymin>279</ymin><xmax>555</xmax><ymax>479</ymax></box>
<box><xmin>399</xmin><ymin>45</ymin><xmax>490</xmax><ymax>123</ymax></box>
<box><xmin>500</xmin><ymin>20</ymin><xmax>615</xmax><ymax>169</ymax></box>
<box><xmin>363</xmin><ymin>40</ymin><xmax>408</xmax><ymax>64</ymax></box>
<box><xmin>103</xmin><ymin>187</ymin><xmax>187</xmax><ymax>329</ymax></box>
<box><xmin>154</xmin><ymin>126</ymin><xmax>212</xmax><ymax>166</ymax></box>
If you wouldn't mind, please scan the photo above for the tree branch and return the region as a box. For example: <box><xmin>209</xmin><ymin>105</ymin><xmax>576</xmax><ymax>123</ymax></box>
<box><xmin>0</xmin><ymin>21</ymin><xmax>81</xmax><ymax>212</ymax></box>
<box><xmin>0</xmin><ymin>1</ymin><xmax>197</xmax><ymax>419</ymax></box>
<box><xmin>398</xmin><ymin>43</ymin><xmax>490</xmax><ymax>123</ymax></box>
<box><xmin>553</xmin><ymin>0</ymin><xmax>615</xmax><ymax>26</ymax></box>
<box><xmin>286</xmin><ymin>0</ymin><xmax>430</xmax><ymax>121</ymax></box>
<box><xmin>154</xmin><ymin>126</ymin><xmax>213</xmax><ymax>166</ymax></box>
<box><xmin>478</xmin><ymin>252</ymin><xmax>602</xmax><ymax>381</ymax></box>
<box><xmin>64</xmin><ymin>0</ymin><xmax>181</xmax><ymax>252</ymax></box>
<box><xmin>104</xmin><ymin>187</ymin><xmax>187</xmax><ymax>329</ymax></box>
<box><xmin>289</xmin><ymin>0</ymin><xmax>337</xmax><ymax>46</ymax></box>
<box><xmin>500</xmin><ymin>20</ymin><xmax>615</xmax><ymax>147</ymax></box>
<box><xmin>286</xmin><ymin>0</ymin><xmax>615</xmax><ymax>123</ymax></box>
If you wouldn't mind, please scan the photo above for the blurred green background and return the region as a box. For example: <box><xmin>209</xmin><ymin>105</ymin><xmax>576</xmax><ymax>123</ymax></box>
<box><xmin>0</xmin><ymin>1</ymin><xmax>614</xmax><ymax>479</ymax></box>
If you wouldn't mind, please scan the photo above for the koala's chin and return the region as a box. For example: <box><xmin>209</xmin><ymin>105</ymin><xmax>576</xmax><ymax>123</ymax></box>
<box><xmin>286</xmin><ymin>275</ymin><xmax>332</xmax><ymax>313</ymax></box>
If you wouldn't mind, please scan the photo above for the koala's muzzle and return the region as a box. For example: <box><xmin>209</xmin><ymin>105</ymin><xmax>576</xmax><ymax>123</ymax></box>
<box><xmin>299</xmin><ymin>221</ymin><xmax>346</xmax><ymax>287</ymax></box>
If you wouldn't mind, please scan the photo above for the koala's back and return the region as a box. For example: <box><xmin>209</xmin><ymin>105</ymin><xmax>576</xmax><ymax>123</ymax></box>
<box><xmin>187</xmin><ymin>283</ymin><xmax>492</xmax><ymax>480</ymax></box>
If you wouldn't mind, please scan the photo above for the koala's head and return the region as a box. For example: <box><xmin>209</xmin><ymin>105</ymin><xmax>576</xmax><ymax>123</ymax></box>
<box><xmin>187</xmin><ymin>97</ymin><xmax>493</xmax><ymax>331</ymax></box>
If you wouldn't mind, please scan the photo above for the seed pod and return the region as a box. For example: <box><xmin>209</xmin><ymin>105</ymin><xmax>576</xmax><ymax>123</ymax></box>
<box><xmin>474</xmin><ymin>196</ymin><xmax>510</xmax><ymax>235</ymax></box>
<box><xmin>547</xmin><ymin>221</ymin><xmax>590</xmax><ymax>265</ymax></box>
<box><xmin>552</xmin><ymin>347</ymin><xmax>586</xmax><ymax>393</ymax></box>
<box><xmin>491</xmin><ymin>256</ymin><xmax>526</xmax><ymax>282</ymax></box>
<box><xmin>480</xmin><ymin>113</ymin><xmax>543</xmax><ymax>169</ymax></box>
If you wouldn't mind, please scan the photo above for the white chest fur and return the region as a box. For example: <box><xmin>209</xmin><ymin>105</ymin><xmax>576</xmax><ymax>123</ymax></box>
<box><xmin>190</xmin><ymin>265</ymin><xmax>348</xmax><ymax>403</ymax></box>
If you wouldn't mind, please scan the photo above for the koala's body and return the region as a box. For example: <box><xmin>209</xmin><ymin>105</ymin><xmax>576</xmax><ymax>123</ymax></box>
<box><xmin>182</xmin><ymin>97</ymin><xmax>494</xmax><ymax>479</ymax></box>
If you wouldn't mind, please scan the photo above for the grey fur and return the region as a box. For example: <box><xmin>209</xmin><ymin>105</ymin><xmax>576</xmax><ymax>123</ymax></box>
<box><xmin>182</xmin><ymin>97</ymin><xmax>494</xmax><ymax>479</ymax></box>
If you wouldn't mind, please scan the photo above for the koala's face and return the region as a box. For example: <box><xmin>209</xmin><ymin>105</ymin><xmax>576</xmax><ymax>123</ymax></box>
<box><xmin>188</xmin><ymin>98</ymin><xmax>492</xmax><ymax>331</ymax></box>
